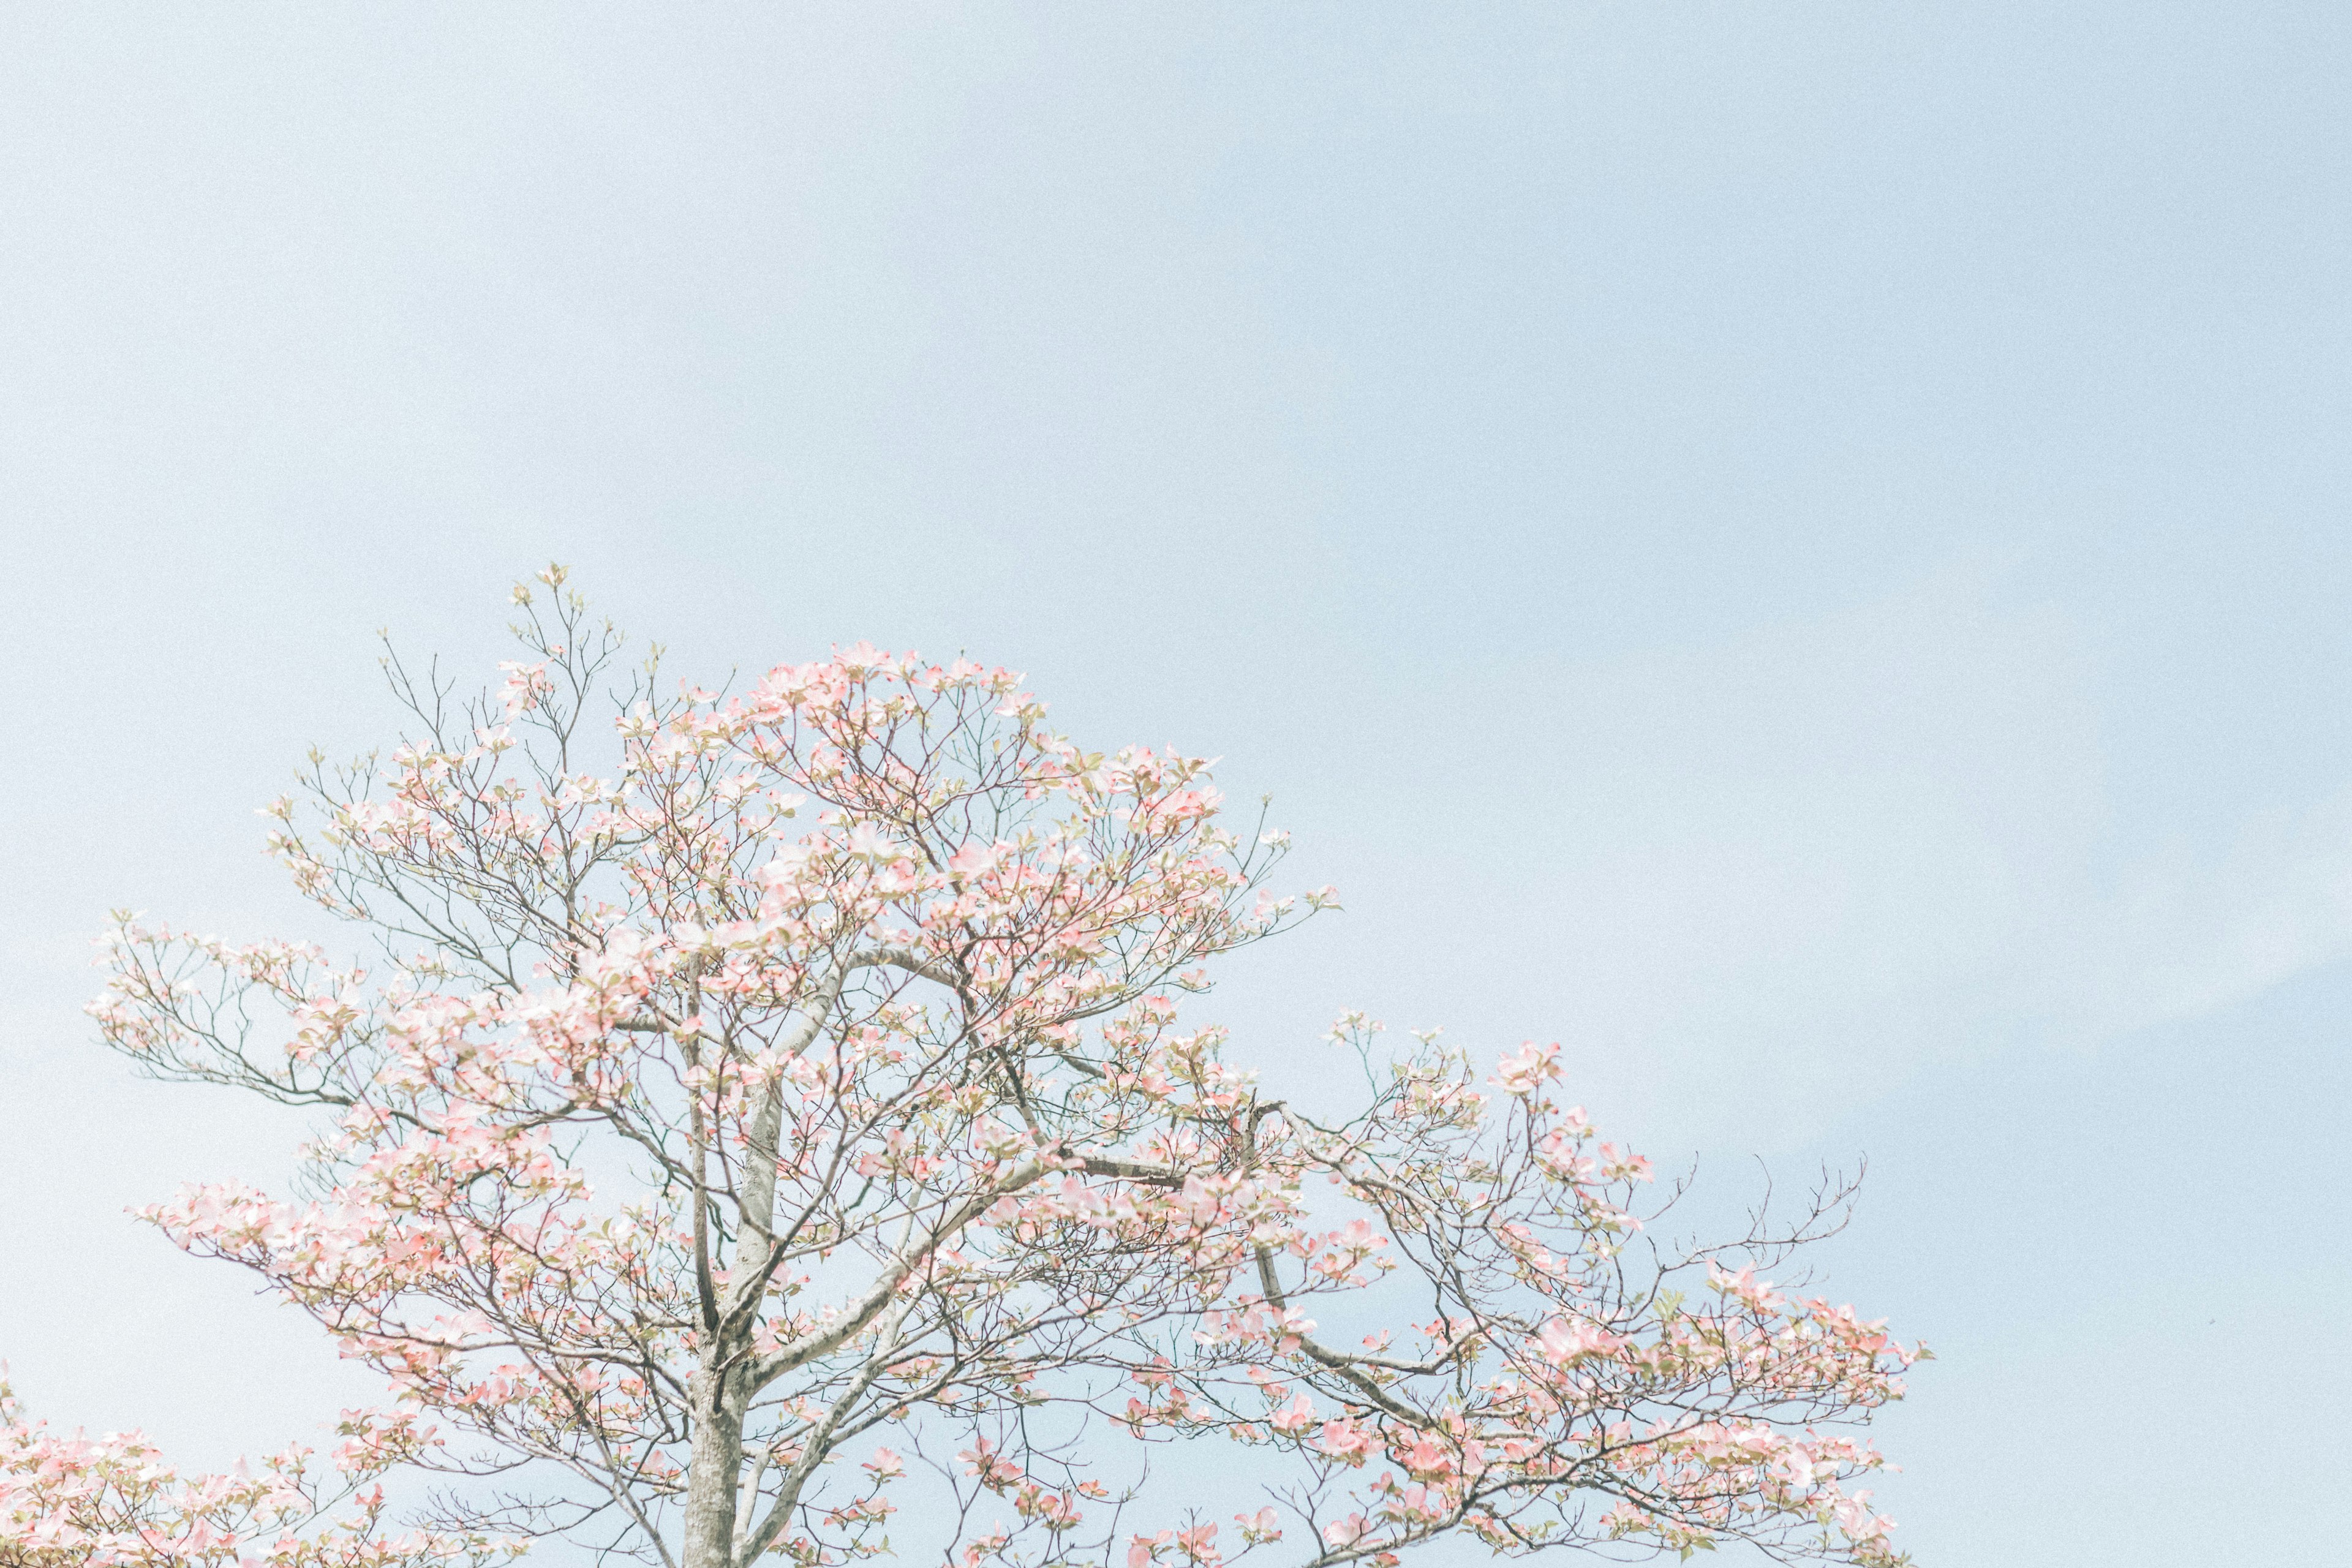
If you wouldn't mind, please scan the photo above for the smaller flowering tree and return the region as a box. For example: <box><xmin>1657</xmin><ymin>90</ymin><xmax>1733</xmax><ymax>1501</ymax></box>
<box><xmin>56</xmin><ymin>569</ymin><xmax>1924</xmax><ymax>1568</ymax></box>
<box><xmin>0</xmin><ymin>1379</ymin><xmax>508</xmax><ymax>1568</ymax></box>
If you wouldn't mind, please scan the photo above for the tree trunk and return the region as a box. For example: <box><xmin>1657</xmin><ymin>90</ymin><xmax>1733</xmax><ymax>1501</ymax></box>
<box><xmin>680</xmin><ymin>1360</ymin><xmax>747</xmax><ymax>1568</ymax></box>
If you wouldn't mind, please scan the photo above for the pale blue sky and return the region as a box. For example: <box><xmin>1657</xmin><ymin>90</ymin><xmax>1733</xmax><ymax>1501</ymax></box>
<box><xmin>2</xmin><ymin>6</ymin><xmax>2348</xmax><ymax>1564</ymax></box>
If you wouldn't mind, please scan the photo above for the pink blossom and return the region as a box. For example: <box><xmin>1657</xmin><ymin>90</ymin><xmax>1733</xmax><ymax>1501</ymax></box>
<box><xmin>1322</xmin><ymin>1512</ymin><xmax>1371</xmax><ymax>1548</ymax></box>
<box><xmin>1491</xmin><ymin>1039</ymin><xmax>1565</xmax><ymax>1096</ymax></box>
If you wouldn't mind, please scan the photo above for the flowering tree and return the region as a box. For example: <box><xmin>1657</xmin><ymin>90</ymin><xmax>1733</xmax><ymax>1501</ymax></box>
<box><xmin>0</xmin><ymin>1379</ymin><xmax>508</xmax><ymax>1568</ymax></box>
<box><xmin>55</xmin><ymin>568</ymin><xmax>1923</xmax><ymax>1568</ymax></box>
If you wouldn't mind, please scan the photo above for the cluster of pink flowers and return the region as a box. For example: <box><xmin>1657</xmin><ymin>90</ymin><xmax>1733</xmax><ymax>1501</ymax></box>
<box><xmin>0</xmin><ymin>1379</ymin><xmax>510</xmax><ymax>1568</ymax></box>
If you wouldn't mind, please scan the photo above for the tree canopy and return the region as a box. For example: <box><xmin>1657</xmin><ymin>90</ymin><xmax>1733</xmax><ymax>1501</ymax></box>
<box><xmin>13</xmin><ymin>569</ymin><xmax>1922</xmax><ymax>1568</ymax></box>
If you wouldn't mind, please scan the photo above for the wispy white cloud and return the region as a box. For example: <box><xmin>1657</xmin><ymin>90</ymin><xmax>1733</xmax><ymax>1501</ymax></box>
<box><xmin>1379</xmin><ymin>563</ymin><xmax>2352</xmax><ymax>1149</ymax></box>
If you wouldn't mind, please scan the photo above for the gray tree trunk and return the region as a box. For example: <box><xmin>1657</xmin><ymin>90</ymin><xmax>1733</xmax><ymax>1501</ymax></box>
<box><xmin>680</xmin><ymin>1358</ymin><xmax>747</xmax><ymax>1568</ymax></box>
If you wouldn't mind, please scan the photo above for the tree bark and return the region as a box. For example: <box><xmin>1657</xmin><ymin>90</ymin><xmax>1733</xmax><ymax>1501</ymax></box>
<box><xmin>680</xmin><ymin>1359</ymin><xmax>748</xmax><ymax>1568</ymax></box>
